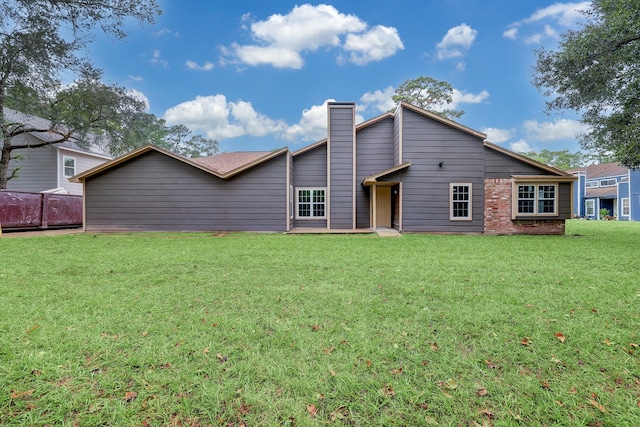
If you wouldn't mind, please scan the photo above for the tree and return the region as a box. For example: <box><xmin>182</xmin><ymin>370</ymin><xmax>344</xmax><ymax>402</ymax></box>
<box><xmin>0</xmin><ymin>0</ymin><xmax>162</xmax><ymax>189</ymax></box>
<box><xmin>532</xmin><ymin>0</ymin><xmax>640</xmax><ymax>168</ymax></box>
<box><xmin>520</xmin><ymin>149</ymin><xmax>587</xmax><ymax>170</ymax></box>
<box><xmin>392</xmin><ymin>76</ymin><xmax>464</xmax><ymax>120</ymax></box>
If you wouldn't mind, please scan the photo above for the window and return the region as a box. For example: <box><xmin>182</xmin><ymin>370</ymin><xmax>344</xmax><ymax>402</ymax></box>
<box><xmin>296</xmin><ymin>188</ymin><xmax>326</xmax><ymax>219</ymax></box>
<box><xmin>600</xmin><ymin>178</ymin><xmax>616</xmax><ymax>187</ymax></box>
<box><xmin>585</xmin><ymin>199</ymin><xmax>595</xmax><ymax>216</ymax></box>
<box><xmin>622</xmin><ymin>198</ymin><xmax>630</xmax><ymax>216</ymax></box>
<box><xmin>585</xmin><ymin>181</ymin><xmax>599</xmax><ymax>188</ymax></box>
<box><xmin>450</xmin><ymin>183</ymin><xmax>471</xmax><ymax>220</ymax></box>
<box><xmin>516</xmin><ymin>184</ymin><xmax>556</xmax><ymax>216</ymax></box>
<box><xmin>63</xmin><ymin>156</ymin><xmax>76</xmax><ymax>177</ymax></box>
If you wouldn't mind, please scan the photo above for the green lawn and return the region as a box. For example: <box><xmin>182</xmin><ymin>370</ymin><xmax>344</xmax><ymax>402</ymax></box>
<box><xmin>1</xmin><ymin>221</ymin><xmax>638</xmax><ymax>426</ymax></box>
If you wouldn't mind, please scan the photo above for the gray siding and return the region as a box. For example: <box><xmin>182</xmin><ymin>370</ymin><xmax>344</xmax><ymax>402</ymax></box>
<box><xmin>292</xmin><ymin>144</ymin><xmax>327</xmax><ymax>228</ymax></box>
<box><xmin>484</xmin><ymin>147</ymin><xmax>548</xmax><ymax>178</ymax></box>
<box><xmin>393</xmin><ymin>107</ymin><xmax>401</xmax><ymax>164</ymax></box>
<box><xmin>355</xmin><ymin>117</ymin><xmax>395</xmax><ymax>228</ymax></box>
<box><xmin>328</xmin><ymin>104</ymin><xmax>355</xmax><ymax>229</ymax></box>
<box><xmin>400</xmin><ymin>108</ymin><xmax>485</xmax><ymax>233</ymax></box>
<box><xmin>6</xmin><ymin>136</ymin><xmax>57</xmax><ymax>192</ymax></box>
<box><xmin>85</xmin><ymin>151</ymin><xmax>287</xmax><ymax>232</ymax></box>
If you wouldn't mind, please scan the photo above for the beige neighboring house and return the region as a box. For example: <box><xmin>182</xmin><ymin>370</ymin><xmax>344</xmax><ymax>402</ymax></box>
<box><xmin>4</xmin><ymin>108</ymin><xmax>112</xmax><ymax>195</ymax></box>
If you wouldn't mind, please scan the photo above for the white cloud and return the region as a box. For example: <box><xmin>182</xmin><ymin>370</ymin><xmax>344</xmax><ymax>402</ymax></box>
<box><xmin>523</xmin><ymin>119</ymin><xmax>587</xmax><ymax>141</ymax></box>
<box><xmin>150</xmin><ymin>49</ymin><xmax>168</xmax><ymax>67</ymax></box>
<box><xmin>127</xmin><ymin>89</ymin><xmax>150</xmax><ymax>111</ymax></box>
<box><xmin>164</xmin><ymin>95</ymin><xmax>286</xmax><ymax>140</ymax></box>
<box><xmin>450</xmin><ymin>89</ymin><xmax>490</xmax><ymax>109</ymax></box>
<box><xmin>503</xmin><ymin>27</ymin><xmax>518</xmax><ymax>40</ymax></box>
<box><xmin>510</xmin><ymin>139</ymin><xmax>532</xmax><ymax>153</ymax></box>
<box><xmin>128</xmin><ymin>75</ymin><xmax>144</xmax><ymax>82</ymax></box>
<box><xmin>524</xmin><ymin>25</ymin><xmax>558</xmax><ymax>44</ymax></box>
<box><xmin>226</xmin><ymin>4</ymin><xmax>402</xmax><ymax>68</ymax></box>
<box><xmin>523</xmin><ymin>2</ymin><xmax>591</xmax><ymax>26</ymax></box>
<box><xmin>436</xmin><ymin>23</ymin><xmax>477</xmax><ymax>60</ymax></box>
<box><xmin>185</xmin><ymin>60</ymin><xmax>214</xmax><ymax>71</ymax></box>
<box><xmin>232</xmin><ymin>44</ymin><xmax>304</xmax><ymax>69</ymax></box>
<box><xmin>505</xmin><ymin>2</ymin><xmax>589</xmax><ymax>43</ymax></box>
<box><xmin>344</xmin><ymin>25</ymin><xmax>404</xmax><ymax>65</ymax></box>
<box><xmin>360</xmin><ymin>86</ymin><xmax>396</xmax><ymax>113</ymax></box>
<box><xmin>283</xmin><ymin>100</ymin><xmax>335</xmax><ymax>142</ymax></box>
<box><xmin>481</xmin><ymin>127</ymin><xmax>514</xmax><ymax>144</ymax></box>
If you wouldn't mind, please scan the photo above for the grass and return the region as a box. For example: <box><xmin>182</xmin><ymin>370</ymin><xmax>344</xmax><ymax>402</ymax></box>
<box><xmin>0</xmin><ymin>220</ymin><xmax>639</xmax><ymax>426</ymax></box>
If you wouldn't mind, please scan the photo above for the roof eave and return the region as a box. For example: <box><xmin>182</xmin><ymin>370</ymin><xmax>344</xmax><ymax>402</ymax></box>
<box><xmin>400</xmin><ymin>101</ymin><xmax>487</xmax><ymax>140</ymax></box>
<box><xmin>484</xmin><ymin>141</ymin><xmax>575</xmax><ymax>177</ymax></box>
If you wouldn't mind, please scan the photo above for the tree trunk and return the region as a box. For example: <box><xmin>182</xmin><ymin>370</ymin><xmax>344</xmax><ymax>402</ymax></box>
<box><xmin>0</xmin><ymin>140</ymin><xmax>11</xmax><ymax>190</ymax></box>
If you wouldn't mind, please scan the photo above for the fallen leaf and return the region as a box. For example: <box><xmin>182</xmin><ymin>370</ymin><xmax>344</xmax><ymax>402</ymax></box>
<box><xmin>366</xmin><ymin>360</ymin><xmax>372</xmax><ymax>366</ymax></box>
<box><xmin>540</xmin><ymin>381</ymin><xmax>551</xmax><ymax>390</ymax></box>
<box><xmin>417</xmin><ymin>402</ymin><xmax>429</xmax><ymax>410</ymax></box>
<box><xmin>485</xmin><ymin>359</ymin><xmax>500</xmax><ymax>369</ymax></box>
<box><xmin>25</xmin><ymin>324</ymin><xmax>39</xmax><ymax>334</ymax></box>
<box><xmin>202</xmin><ymin>347</ymin><xmax>209</xmax><ymax>354</ymax></box>
<box><xmin>237</xmin><ymin>402</ymin><xmax>251</xmax><ymax>416</ymax></box>
<box><xmin>430</xmin><ymin>342</ymin><xmax>439</xmax><ymax>352</ymax></box>
<box><xmin>306</xmin><ymin>404</ymin><xmax>317</xmax><ymax>417</ymax></box>
<box><xmin>591</xmin><ymin>308</ymin><xmax>598</xmax><ymax>313</ymax></box>
<box><xmin>382</xmin><ymin>385</ymin><xmax>395</xmax><ymax>397</ymax></box>
<box><xmin>142</xmin><ymin>331</ymin><xmax>148</xmax><ymax>337</ymax></box>
<box><xmin>554</xmin><ymin>332</ymin><xmax>566</xmax><ymax>343</ymax></box>
<box><xmin>588</xmin><ymin>399</ymin><xmax>607</xmax><ymax>413</ymax></box>
<box><xmin>216</xmin><ymin>353</ymin><xmax>227</xmax><ymax>363</ymax></box>
<box><xmin>476</xmin><ymin>387</ymin><xmax>488</xmax><ymax>397</ymax></box>
<box><xmin>603</xmin><ymin>338</ymin><xmax>613</xmax><ymax>346</ymax></box>
<box><xmin>124</xmin><ymin>391</ymin><xmax>138</xmax><ymax>402</ymax></box>
<box><xmin>323</xmin><ymin>345</ymin><xmax>335</xmax><ymax>354</ymax></box>
<box><xmin>390</xmin><ymin>367</ymin><xmax>403</xmax><ymax>375</ymax></box>
<box><xmin>568</xmin><ymin>387</ymin><xmax>578</xmax><ymax>394</ymax></box>
<box><xmin>329</xmin><ymin>370</ymin><xmax>336</xmax><ymax>376</ymax></box>
<box><xmin>310</xmin><ymin>324</ymin><xmax>320</xmax><ymax>331</ymax></box>
<box><xmin>521</xmin><ymin>337</ymin><xmax>532</xmax><ymax>346</ymax></box>
<box><xmin>10</xmin><ymin>389</ymin><xmax>35</xmax><ymax>399</ymax></box>
<box><xmin>477</xmin><ymin>408</ymin><xmax>495</xmax><ymax>418</ymax></box>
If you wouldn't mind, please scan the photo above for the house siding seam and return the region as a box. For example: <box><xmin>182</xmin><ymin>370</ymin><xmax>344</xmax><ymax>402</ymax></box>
<box><xmin>484</xmin><ymin>178</ymin><xmax>565</xmax><ymax>235</ymax></box>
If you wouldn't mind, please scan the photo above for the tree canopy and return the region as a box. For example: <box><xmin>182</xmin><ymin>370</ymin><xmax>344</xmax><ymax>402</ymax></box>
<box><xmin>532</xmin><ymin>0</ymin><xmax>640</xmax><ymax>168</ymax></box>
<box><xmin>0</xmin><ymin>0</ymin><xmax>218</xmax><ymax>189</ymax></box>
<box><xmin>392</xmin><ymin>76</ymin><xmax>464</xmax><ymax>120</ymax></box>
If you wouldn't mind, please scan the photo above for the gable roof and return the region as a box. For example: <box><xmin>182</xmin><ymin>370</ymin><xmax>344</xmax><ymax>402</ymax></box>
<box><xmin>362</xmin><ymin>162</ymin><xmax>412</xmax><ymax>186</ymax></box>
<box><xmin>399</xmin><ymin>101</ymin><xmax>487</xmax><ymax>140</ymax></box>
<box><xmin>192</xmin><ymin>151</ymin><xmax>272</xmax><ymax>174</ymax></box>
<box><xmin>484</xmin><ymin>141</ymin><xmax>575</xmax><ymax>177</ymax></box>
<box><xmin>70</xmin><ymin>144</ymin><xmax>288</xmax><ymax>182</ymax></box>
<box><xmin>571</xmin><ymin>162</ymin><xmax>628</xmax><ymax>179</ymax></box>
<box><xmin>3</xmin><ymin>107</ymin><xmax>111</xmax><ymax>158</ymax></box>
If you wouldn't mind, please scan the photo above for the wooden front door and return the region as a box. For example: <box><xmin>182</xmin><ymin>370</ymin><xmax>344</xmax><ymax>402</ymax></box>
<box><xmin>376</xmin><ymin>186</ymin><xmax>391</xmax><ymax>228</ymax></box>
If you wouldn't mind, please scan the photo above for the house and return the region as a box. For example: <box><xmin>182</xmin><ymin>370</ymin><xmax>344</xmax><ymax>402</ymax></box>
<box><xmin>570</xmin><ymin>163</ymin><xmax>640</xmax><ymax>220</ymax></box>
<box><xmin>3</xmin><ymin>108</ymin><xmax>112</xmax><ymax>195</ymax></box>
<box><xmin>71</xmin><ymin>101</ymin><xmax>576</xmax><ymax>234</ymax></box>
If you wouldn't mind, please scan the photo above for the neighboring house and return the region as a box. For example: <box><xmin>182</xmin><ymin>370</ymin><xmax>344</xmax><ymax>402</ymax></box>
<box><xmin>3</xmin><ymin>108</ymin><xmax>112</xmax><ymax>195</ymax></box>
<box><xmin>569</xmin><ymin>163</ymin><xmax>640</xmax><ymax>221</ymax></box>
<box><xmin>71</xmin><ymin>101</ymin><xmax>576</xmax><ymax>234</ymax></box>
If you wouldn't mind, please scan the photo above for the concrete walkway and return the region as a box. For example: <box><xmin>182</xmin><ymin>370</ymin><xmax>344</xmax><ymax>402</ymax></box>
<box><xmin>375</xmin><ymin>227</ymin><xmax>402</xmax><ymax>237</ymax></box>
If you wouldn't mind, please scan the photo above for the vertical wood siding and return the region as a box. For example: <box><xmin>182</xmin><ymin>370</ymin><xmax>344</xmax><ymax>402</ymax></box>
<box><xmin>328</xmin><ymin>104</ymin><xmax>355</xmax><ymax>229</ymax></box>
<box><xmin>84</xmin><ymin>151</ymin><xmax>287</xmax><ymax>231</ymax></box>
<box><xmin>355</xmin><ymin>117</ymin><xmax>395</xmax><ymax>228</ymax></box>
<box><xmin>292</xmin><ymin>145</ymin><xmax>327</xmax><ymax>228</ymax></box>
<box><xmin>400</xmin><ymin>109</ymin><xmax>485</xmax><ymax>232</ymax></box>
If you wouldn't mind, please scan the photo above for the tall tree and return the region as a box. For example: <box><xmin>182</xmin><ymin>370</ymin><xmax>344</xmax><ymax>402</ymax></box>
<box><xmin>532</xmin><ymin>0</ymin><xmax>640</xmax><ymax>168</ymax></box>
<box><xmin>520</xmin><ymin>149</ymin><xmax>588</xmax><ymax>170</ymax></box>
<box><xmin>0</xmin><ymin>0</ymin><xmax>162</xmax><ymax>189</ymax></box>
<box><xmin>392</xmin><ymin>76</ymin><xmax>464</xmax><ymax>120</ymax></box>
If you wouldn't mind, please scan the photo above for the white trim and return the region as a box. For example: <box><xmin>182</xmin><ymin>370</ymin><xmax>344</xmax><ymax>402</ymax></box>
<box><xmin>585</xmin><ymin>199</ymin><xmax>595</xmax><ymax>217</ymax></box>
<box><xmin>352</xmin><ymin>106</ymin><xmax>357</xmax><ymax>230</ymax></box>
<box><xmin>622</xmin><ymin>198</ymin><xmax>630</xmax><ymax>217</ymax></box>
<box><xmin>450</xmin><ymin>183</ymin><xmax>472</xmax><ymax>221</ymax></box>
<box><xmin>295</xmin><ymin>187</ymin><xmax>327</xmax><ymax>220</ymax></box>
<box><xmin>59</xmin><ymin>146</ymin><xmax>112</xmax><ymax>160</ymax></box>
<box><xmin>286</xmin><ymin>155</ymin><xmax>292</xmax><ymax>230</ymax></box>
<box><xmin>63</xmin><ymin>155</ymin><xmax>76</xmax><ymax>178</ymax></box>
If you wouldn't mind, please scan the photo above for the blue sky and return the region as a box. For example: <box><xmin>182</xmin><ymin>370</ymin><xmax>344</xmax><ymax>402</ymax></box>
<box><xmin>91</xmin><ymin>0</ymin><xmax>591</xmax><ymax>154</ymax></box>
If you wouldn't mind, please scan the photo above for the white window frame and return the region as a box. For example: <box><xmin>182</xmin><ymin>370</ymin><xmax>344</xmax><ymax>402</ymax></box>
<box><xmin>450</xmin><ymin>183</ymin><xmax>472</xmax><ymax>221</ymax></box>
<box><xmin>63</xmin><ymin>156</ymin><xmax>76</xmax><ymax>177</ymax></box>
<box><xmin>514</xmin><ymin>183</ymin><xmax>558</xmax><ymax>217</ymax></box>
<box><xmin>599</xmin><ymin>178</ymin><xmax>616</xmax><ymax>187</ymax></box>
<box><xmin>289</xmin><ymin>185</ymin><xmax>294</xmax><ymax>220</ymax></box>
<box><xmin>622</xmin><ymin>198</ymin><xmax>630</xmax><ymax>216</ymax></box>
<box><xmin>585</xmin><ymin>199</ymin><xmax>595</xmax><ymax>216</ymax></box>
<box><xmin>296</xmin><ymin>187</ymin><xmax>326</xmax><ymax>219</ymax></box>
<box><xmin>585</xmin><ymin>181</ymin><xmax>599</xmax><ymax>188</ymax></box>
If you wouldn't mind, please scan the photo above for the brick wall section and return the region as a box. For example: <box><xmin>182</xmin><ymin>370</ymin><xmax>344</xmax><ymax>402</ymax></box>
<box><xmin>484</xmin><ymin>178</ymin><xmax>565</xmax><ymax>235</ymax></box>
